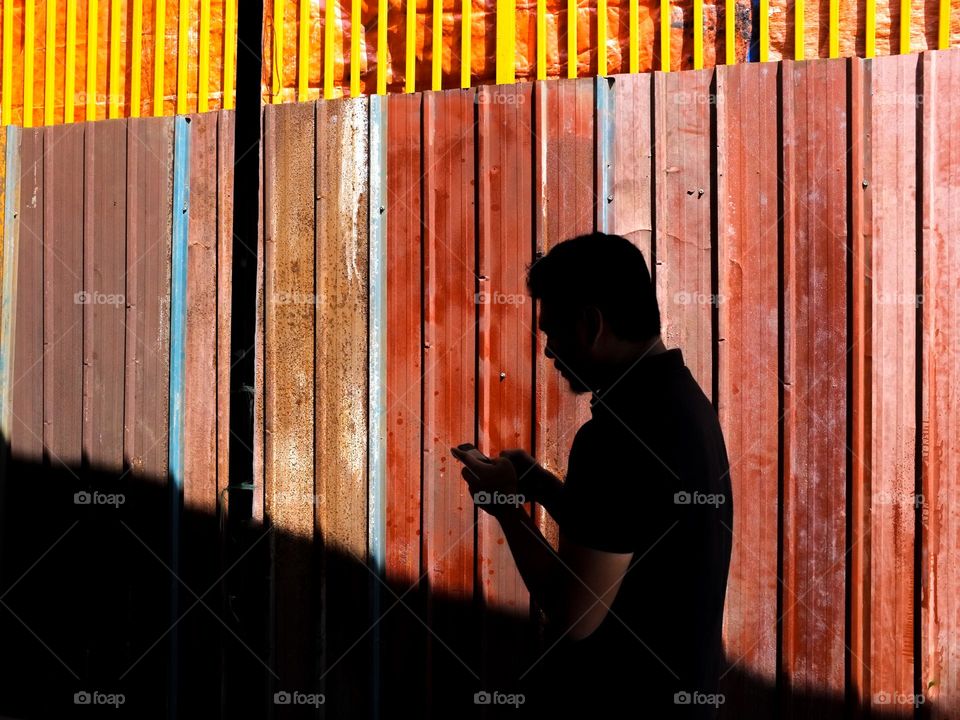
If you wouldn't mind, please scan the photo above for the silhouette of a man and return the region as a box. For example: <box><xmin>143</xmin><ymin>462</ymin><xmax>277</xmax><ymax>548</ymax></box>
<box><xmin>452</xmin><ymin>233</ymin><xmax>733</xmax><ymax>717</ymax></box>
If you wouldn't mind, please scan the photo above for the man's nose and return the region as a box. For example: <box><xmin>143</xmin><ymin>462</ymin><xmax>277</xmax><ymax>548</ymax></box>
<box><xmin>544</xmin><ymin>344</ymin><xmax>555</xmax><ymax>360</ymax></box>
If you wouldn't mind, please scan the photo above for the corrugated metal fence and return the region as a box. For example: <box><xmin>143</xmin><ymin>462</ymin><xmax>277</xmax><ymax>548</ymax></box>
<box><xmin>256</xmin><ymin>49</ymin><xmax>960</xmax><ymax>718</ymax></box>
<box><xmin>0</xmin><ymin>48</ymin><xmax>957</xmax><ymax>718</ymax></box>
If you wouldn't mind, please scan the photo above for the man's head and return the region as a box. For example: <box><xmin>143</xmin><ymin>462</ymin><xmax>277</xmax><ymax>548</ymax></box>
<box><xmin>526</xmin><ymin>232</ymin><xmax>661</xmax><ymax>394</ymax></box>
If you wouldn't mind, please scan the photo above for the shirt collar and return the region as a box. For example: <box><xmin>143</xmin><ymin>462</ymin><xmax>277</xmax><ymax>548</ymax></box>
<box><xmin>589</xmin><ymin>348</ymin><xmax>686</xmax><ymax>417</ymax></box>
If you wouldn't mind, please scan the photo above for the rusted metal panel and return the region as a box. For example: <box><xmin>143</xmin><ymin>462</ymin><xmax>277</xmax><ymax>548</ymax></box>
<box><xmin>262</xmin><ymin>100</ymin><xmax>317</xmax><ymax>709</ymax></box>
<box><xmin>653</xmin><ymin>68</ymin><xmax>715</xmax><ymax>397</ymax></box>
<box><xmin>181</xmin><ymin>110</ymin><xmax>223</xmax><ymax>715</ymax></box>
<box><xmin>41</xmin><ymin>124</ymin><xmax>84</xmax><ymax>477</ymax></box>
<box><xmin>82</xmin><ymin>119</ymin><xmax>127</xmax><ymax>474</ymax></box>
<box><xmin>184</xmin><ymin>111</ymin><xmax>220</xmax><ymax>518</ymax></box>
<box><xmin>123</xmin><ymin>117</ymin><xmax>174</xmax><ymax>484</ymax></box>
<box><xmin>421</xmin><ymin>87</ymin><xmax>480</xmax><ymax>714</ymax></box>
<box><xmin>780</xmin><ymin>57</ymin><xmax>848</xmax><ymax>716</ymax></box>
<box><xmin>532</xmin><ymin>77</ymin><xmax>596</xmax><ymax>553</ymax></box>
<box><xmin>921</xmin><ymin>48</ymin><xmax>960</xmax><ymax>719</ymax></box>
<box><xmin>850</xmin><ymin>53</ymin><xmax>921</xmax><ymax>716</ymax></box>
<box><xmin>382</xmin><ymin>90</ymin><xmax>427</xmax><ymax>716</ymax></box>
<box><xmin>607</xmin><ymin>72</ymin><xmax>654</xmax><ymax>262</ymax></box>
<box><xmin>123</xmin><ymin>114</ymin><xmax>176</xmax><ymax>711</ymax></box>
<box><xmin>12</xmin><ymin>128</ymin><xmax>43</xmax><ymax>467</ymax></box>
<box><xmin>216</xmin><ymin>108</ymin><xmax>234</xmax><ymax>556</ymax></box>
<box><xmin>715</xmin><ymin>60</ymin><xmax>779</xmax><ymax>716</ymax></box>
<box><xmin>476</xmin><ymin>81</ymin><xmax>537</xmax><ymax>694</ymax></box>
<box><xmin>314</xmin><ymin>96</ymin><xmax>371</xmax><ymax>716</ymax></box>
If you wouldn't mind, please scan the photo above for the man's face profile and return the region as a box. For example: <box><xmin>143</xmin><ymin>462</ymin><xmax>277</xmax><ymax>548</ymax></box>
<box><xmin>538</xmin><ymin>301</ymin><xmax>593</xmax><ymax>395</ymax></box>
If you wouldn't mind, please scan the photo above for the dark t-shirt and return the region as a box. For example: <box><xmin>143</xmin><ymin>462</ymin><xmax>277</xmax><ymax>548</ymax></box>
<box><xmin>528</xmin><ymin>348</ymin><xmax>732</xmax><ymax>718</ymax></box>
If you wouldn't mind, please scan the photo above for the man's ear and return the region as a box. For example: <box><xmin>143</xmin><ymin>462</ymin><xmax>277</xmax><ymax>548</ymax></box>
<box><xmin>582</xmin><ymin>305</ymin><xmax>604</xmax><ymax>350</ymax></box>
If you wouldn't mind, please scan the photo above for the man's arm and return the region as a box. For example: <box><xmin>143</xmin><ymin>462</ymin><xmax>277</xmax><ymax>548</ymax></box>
<box><xmin>495</xmin><ymin>505</ymin><xmax>633</xmax><ymax>641</ymax></box>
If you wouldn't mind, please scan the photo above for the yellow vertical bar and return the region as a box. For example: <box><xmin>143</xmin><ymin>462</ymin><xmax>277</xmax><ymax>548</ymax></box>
<box><xmin>131</xmin><ymin>0</ymin><xmax>143</xmax><ymax>117</ymax></box>
<box><xmin>794</xmin><ymin>0</ymin><xmax>803</xmax><ymax>60</ymax></box>
<box><xmin>324</xmin><ymin>0</ymin><xmax>334</xmax><ymax>97</ymax></box>
<box><xmin>693</xmin><ymin>0</ymin><xmax>702</xmax><ymax>69</ymax></box>
<box><xmin>109</xmin><ymin>0</ymin><xmax>120</xmax><ymax>118</ymax></box>
<box><xmin>461</xmin><ymin>0</ymin><xmax>471</xmax><ymax>87</ymax></box>
<box><xmin>567</xmin><ymin>0</ymin><xmax>577</xmax><ymax>77</ymax></box>
<box><xmin>155</xmin><ymin>0</ymin><xmax>166</xmax><ymax>115</ymax></box>
<box><xmin>199</xmin><ymin>0</ymin><xmax>210</xmax><ymax>111</ymax></box>
<box><xmin>65</xmin><ymin>0</ymin><xmax>76</xmax><ymax>122</ymax></box>
<box><xmin>432</xmin><ymin>0</ymin><xmax>442</xmax><ymax>89</ymax></box>
<box><xmin>224</xmin><ymin>0</ymin><xmax>235</xmax><ymax>108</ymax></box>
<box><xmin>273</xmin><ymin>0</ymin><xmax>283</xmax><ymax>102</ymax></box>
<box><xmin>379</xmin><ymin>0</ymin><xmax>388</xmax><ymax>92</ymax></box>
<box><xmin>536</xmin><ymin>0</ymin><xmax>545</xmax><ymax>80</ymax></box>
<box><xmin>87</xmin><ymin>0</ymin><xmax>98</xmax><ymax>121</ymax></box>
<box><xmin>352</xmin><ymin>0</ymin><xmax>361</xmax><ymax>95</ymax></box>
<box><xmin>405</xmin><ymin>0</ymin><xmax>415</xmax><ymax>92</ymax></box>
<box><xmin>497</xmin><ymin>0</ymin><xmax>516</xmax><ymax>84</ymax></box>
<box><xmin>177</xmin><ymin>0</ymin><xmax>188</xmax><ymax>113</ymax></box>
<box><xmin>24</xmin><ymin>0</ymin><xmax>35</xmax><ymax>127</ymax></box>
<box><xmin>598</xmin><ymin>0</ymin><xmax>607</xmax><ymax>75</ymax></box>
<box><xmin>629</xmin><ymin>0</ymin><xmax>638</xmax><ymax>72</ymax></box>
<box><xmin>1</xmin><ymin>0</ymin><xmax>11</xmax><ymax>125</ymax></box>
<box><xmin>44</xmin><ymin>0</ymin><xmax>56</xmax><ymax>125</ymax></box>
<box><xmin>660</xmin><ymin>0</ymin><xmax>669</xmax><ymax>71</ymax></box>
<box><xmin>939</xmin><ymin>0</ymin><xmax>950</xmax><ymax>48</ymax></box>
<box><xmin>297</xmin><ymin>0</ymin><xmax>308</xmax><ymax>101</ymax></box>
<box><xmin>865</xmin><ymin>0</ymin><xmax>875</xmax><ymax>57</ymax></box>
<box><xmin>759</xmin><ymin>0</ymin><xmax>768</xmax><ymax>61</ymax></box>
<box><xmin>829</xmin><ymin>0</ymin><xmax>838</xmax><ymax>57</ymax></box>
<box><xmin>900</xmin><ymin>0</ymin><xmax>910</xmax><ymax>53</ymax></box>
<box><xmin>725</xmin><ymin>0</ymin><xmax>734</xmax><ymax>64</ymax></box>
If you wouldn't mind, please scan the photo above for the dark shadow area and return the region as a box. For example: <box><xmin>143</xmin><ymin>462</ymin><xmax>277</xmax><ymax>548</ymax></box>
<box><xmin>1</xmin><ymin>456</ymin><xmax>924</xmax><ymax>719</ymax></box>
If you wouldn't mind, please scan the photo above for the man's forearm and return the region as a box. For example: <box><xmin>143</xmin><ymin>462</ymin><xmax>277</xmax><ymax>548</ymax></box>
<box><xmin>531</xmin><ymin>471</ymin><xmax>567</xmax><ymax>525</ymax></box>
<box><xmin>494</xmin><ymin>505</ymin><xmax>567</xmax><ymax>625</ymax></box>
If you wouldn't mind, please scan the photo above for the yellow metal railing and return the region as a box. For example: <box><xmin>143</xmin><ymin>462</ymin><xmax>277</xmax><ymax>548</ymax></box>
<box><xmin>0</xmin><ymin>0</ymin><xmax>956</xmax><ymax>125</ymax></box>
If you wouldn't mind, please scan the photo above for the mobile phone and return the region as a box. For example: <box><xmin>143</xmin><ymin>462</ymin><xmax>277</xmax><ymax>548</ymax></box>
<box><xmin>455</xmin><ymin>443</ymin><xmax>494</xmax><ymax>463</ymax></box>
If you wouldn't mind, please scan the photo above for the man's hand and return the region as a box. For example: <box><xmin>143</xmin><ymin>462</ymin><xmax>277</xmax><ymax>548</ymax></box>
<box><xmin>450</xmin><ymin>445</ymin><xmax>524</xmax><ymax>517</ymax></box>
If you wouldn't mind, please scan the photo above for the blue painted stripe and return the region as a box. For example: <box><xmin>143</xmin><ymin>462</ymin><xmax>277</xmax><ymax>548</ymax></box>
<box><xmin>168</xmin><ymin>115</ymin><xmax>191</xmax><ymax>720</ymax></box>
<box><xmin>595</xmin><ymin>76</ymin><xmax>615</xmax><ymax>233</ymax></box>
<box><xmin>367</xmin><ymin>93</ymin><xmax>388</xmax><ymax>720</ymax></box>
<box><xmin>0</xmin><ymin>126</ymin><xmax>21</xmax><ymax>459</ymax></box>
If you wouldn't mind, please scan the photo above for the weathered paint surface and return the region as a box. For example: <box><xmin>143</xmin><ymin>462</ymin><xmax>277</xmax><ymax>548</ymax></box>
<box><xmin>715</xmin><ymin>60</ymin><xmax>780</xmax><ymax>717</ymax></box>
<box><xmin>654</xmin><ymin>68</ymin><xmax>715</xmax><ymax>397</ymax></box>
<box><xmin>850</xmin><ymin>53</ymin><xmax>920</xmax><ymax>717</ymax></box>
<box><xmin>262</xmin><ymin>100</ymin><xmax>317</xmax><ymax>713</ymax></box>
<box><xmin>421</xmin><ymin>88</ymin><xmax>480</xmax><ymax>715</ymax></box>
<box><xmin>780</xmin><ymin>58</ymin><xmax>849</xmax><ymax>717</ymax></box>
<box><xmin>477</xmin><ymin>81</ymin><xmax>537</xmax><ymax>693</ymax></box>
<box><xmin>315</xmin><ymin>96</ymin><xmax>371</xmax><ymax>716</ymax></box>
<box><xmin>921</xmin><ymin>48</ymin><xmax>960</xmax><ymax>720</ymax></box>
<box><xmin>383</xmin><ymin>90</ymin><xmax>427</xmax><ymax>717</ymax></box>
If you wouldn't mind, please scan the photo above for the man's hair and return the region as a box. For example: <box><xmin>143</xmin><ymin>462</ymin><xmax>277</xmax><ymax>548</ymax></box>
<box><xmin>525</xmin><ymin>232</ymin><xmax>661</xmax><ymax>342</ymax></box>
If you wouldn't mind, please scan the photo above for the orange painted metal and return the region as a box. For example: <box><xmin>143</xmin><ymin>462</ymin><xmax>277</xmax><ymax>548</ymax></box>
<box><xmin>653</xmin><ymin>68</ymin><xmax>715</xmax><ymax>397</ymax></box>
<box><xmin>383</xmin><ymin>90</ymin><xmax>427</xmax><ymax>715</ymax></box>
<box><xmin>920</xmin><ymin>48</ymin><xmax>960</xmax><ymax>719</ymax></box>
<box><xmin>715</xmin><ymin>60</ymin><xmax>779</xmax><ymax>715</ymax></box>
<box><xmin>850</xmin><ymin>53</ymin><xmax>920</xmax><ymax>717</ymax></box>
<box><xmin>421</xmin><ymin>87</ymin><xmax>480</xmax><ymax>713</ymax></box>
<box><xmin>476</xmin><ymin>81</ymin><xmax>537</xmax><ymax>692</ymax></box>
<box><xmin>780</xmin><ymin>57</ymin><xmax>848</xmax><ymax>715</ymax></box>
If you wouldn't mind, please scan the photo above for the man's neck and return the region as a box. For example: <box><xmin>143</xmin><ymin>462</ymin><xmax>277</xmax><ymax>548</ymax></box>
<box><xmin>595</xmin><ymin>335</ymin><xmax>667</xmax><ymax>392</ymax></box>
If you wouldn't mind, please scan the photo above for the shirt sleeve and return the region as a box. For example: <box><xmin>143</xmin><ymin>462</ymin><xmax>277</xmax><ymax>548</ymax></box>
<box><xmin>560</xmin><ymin>420</ymin><xmax>649</xmax><ymax>554</ymax></box>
